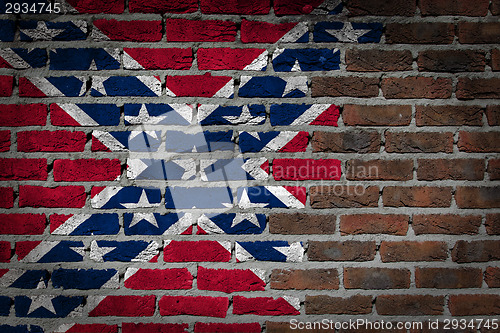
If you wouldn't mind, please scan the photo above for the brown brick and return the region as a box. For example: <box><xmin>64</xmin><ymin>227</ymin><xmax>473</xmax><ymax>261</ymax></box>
<box><xmin>416</xmin><ymin>268</ymin><xmax>482</xmax><ymax>288</ymax></box>
<box><xmin>458</xmin><ymin>132</ymin><xmax>500</xmax><ymax>152</ymax></box>
<box><xmin>457</xmin><ymin>78</ymin><xmax>500</xmax><ymax>99</ymax></box>
<box><xmin>344</xmin><ymin>268</ymin><xmax>410</xmax><ymax>289</ymax></box>
<box><xmin>417</xmin><ymin>159</ymin><xmax>484</xmax><ymax>180</ymax></box>
<box><xmin>381</xmin><ymin>77</ymin><xmax>452</xmax><ymax>99</ymax></box>
<box><xmin>270</xmin><ymin>269</ymin><xmax>339</xmax><ymax>290</ymax></box>
<box><xmin>346</xmin><ymin>0</ymin><xmax>415</xmax><ymax>16</ymax></box>
<box><xmin>491</xmin><ymin>49</ymin><xmax>500</xmax><ymax>71</ymax></box>
<box><xmin>380</xmin><ymin>241</ymin><xmax>448</xmax><ymax>262</ymax></box>
<box><xmin>266</xmin><ymin>321</ymin><xmax>330</xmax><ymax>333</ymax></box>
<box><xmin>343</xmin><ymin>105</ymin><xmax>412</xmax><ymax>126</ymax></box>
<box><xmin>346</xmin><ymin>159</ymin><xmax>413</xmax><ymax>181</ymax></box>
<box><xmin>486</xmin><ymin>214</ymin><xmax>500</xmax><ymax>235</ymax></box>
<box><xmin>386</xmin><ymin>23</ymin><xmax>454</xmax><ymax>44</ymax></box>
<box><xmin>346</xmin><ymin>49</ymin><xmax>412</xmax><ymax>72</ymax></box>
<box><xmin>452</xmin><ymin>240</ymin><xmax>500</xmax><ymax>263</ymax></box>
<box><xmin>493</xmin><ymin>0</ymin><xmax>500</xmax><ymax>15</ymax></box>
<box><xmin>416</xmin><ymin>105</ymin><xmax>483</xmax><ymax>126</ymax></box>
<box><xmin>449</xmin><ymin>295</ymin><xmax>500</xmax><ymax>315</ymax></box>
<box><xmin>488</xmin><ymin>159</ymin><xmax>500</xmax><ymax>180</ymax></box>
<box><xmin>485</xmin><ymin>267</ymin><xmax>500</xmax><ymax>288</ymax></box>
<box><xmin>420</xmin><ymin>0</ymin><xmax>489</xmax><ymax>16</ymax></box>
<box><xmin>305</xmin><ymin>295</ymin><xmax>372</xmax><ymax>315</ymax></box>
<box><xmin>340</xmin><ymin>214</ymin><xmax>409</xmax><ymax>235</ymax></box>
<box><xmin>311</xmin><ymin>77</ymin><xmax>379</xmax><ymax>97</ymax></box>
<box><xmin>386</xmin><ymin>132</ymin><xmax>453</xmax><ymax>153</ymax></box>
<box><xmin>312</xmin><ymin>131</ymin><xmax>380</xmax><ymax>153</ymax></box>
<box><xmin>413</xmin><ymin>214</ymin><xmax>482</xmax><ymax>235</ymax></box>
<box><xmin>418</xmin><ymin>50</ymin><xmax>485</xmax><ymax>72</ymax></box>
<box><xmin>458</xmin><ymin>22</ymin><xmax>500</xmax><ymax>44</ymax></box>
<box><xmin>310</xmin><ymin>185</ymin><xmax>379</xmax><ymax>209</ymax></box>
<box><xmin>269</xmin><ymin>213</ymin><xmax>335</xmax><ymax>234</ymax></box>
<box><xmin>383</xmin><ymin>186</ymin><xmax>452</xmax><ymax>208</ymax></box>
<box><xmin>486</xmin><ymin>105</ymin><xmax>500</xmax><ymax>125</ymax></box>
<box><xmin>308</xmin><ymin>241</ymin><xmax>376</xmax><ymax>262</ymax></box>
<box><xmin>455</xmin><ymin>186</ymin><xmax>500</xmax><ymax>208</ymax></box>
<box><xmin>376</xmin><ymin>295</ymin><xmax>444</xmax><ymax>315</ymax></box>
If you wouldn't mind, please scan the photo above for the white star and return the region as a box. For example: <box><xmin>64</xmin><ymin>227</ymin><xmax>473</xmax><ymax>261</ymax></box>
<box><xmin>222</xmin><ymin>105</ymin><xmax>265</xmax><ymax>125</ymax></box>
<box><xmin>128</xmin><ymin>213</ymin><xmax>159</xmax><ymax>228</ymax></box>
<box><xmin>274</xmin><ymin>242</ymin><xmax>304</xmax><ymax>262</ymax></box>
<box><xmin>325</xmin><ymin>22</ymin><xmax>371</xmax><ymax>42</ymax></box>
<box><xmin>89</xmin><ymin>58</ymin><xmax>98</xmax><ymax>70</ymax></box>
<box><xmin>27</xmin><ymin>295</ymin><xmax>57</xmax><ymax>315</ymax></box>
<box><xmin>291</xmin><ymin>59</ymin><xmax>302</xmax><ymax>72</ymax></box>
<box><xmin>122</xmin><ymin>190</ymin><xmax>159</xmax><ymax>209</ymax></box>
<box><xmin>125</xmin><ymin>104</ymin><xmax>168</xmax><ymax>125</ymax></box>
<box><xmin>69</xmin><ymin>246</ymin><xmax>85</xmax><ymax>258</ymax></box>
<box><xmin>238</xmin><ymin>188</ymin><xmax>267</xmax><ymax>209</ymax></box>
<box><xmin>91</xmin><ymin>76</ymin><xmax>107</xmax><ymax>95</ymax></box>
<box><xmin>89</xmin><ymin>241</ymin><xmax>115</xmax><ymax>262</ymax></box>
<box><xmin>282</xmin><ymin>77</ymin><xmax>307</xmax><ymax>97</ymax></box>
<box><xmin>231</xmin><ymin>213</ymin><xmax>261</xmax><ymax>228</ymax></box>
<box><xmin>21</xmin><ymin>22</ymin><xmax>65</xmax><ymax>41</ymax></box>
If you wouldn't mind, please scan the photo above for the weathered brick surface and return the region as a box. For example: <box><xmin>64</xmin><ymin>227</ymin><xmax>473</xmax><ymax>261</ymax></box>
<box><xmin>376</xmin><ymin>295</ymin><xmax>444</xmax><ymax>315</ymax></box>
<box><xmin>380</xmin><ymin>241</ymin><xmax>448</xmax><ymax>262</ymax></box>
<box><xmin>417</xmin><ymin>159</ymin><xmax>484</xmax><ymax>180</ymax></box>
<box><xmin>308</xmin><ymin>241</ymin><xmax>376</xmax><ymax>261</ymax></box>
<box><xmin>305</xmin><ymin>295</ymin><xmax>372</xmax><ymax>315</ymax></box>
<box><xmin>340</xmin><ymin>214</ymin><xmax>409</xmax><ymax>235</ymax></box>
<box><xmin>310</xmin><ymin>185</ymin><xmax>379</xmax><ymax>208</ymax></box>
<box><xmin>486</xmin><ymin>214</ymin><xmax>500</xmax><ymax>235</ymax></box>
<box><xmin>386</xmin><ymin>23</ymin><xmax>454</xmax><ymax>44</ymax></box>
<box><xmin>383</xmin><ymin>186</ymin><xmax>452</xmax><ymax>207</ymax></box>
<box><xmin>485</xmin><ymin>267</ymin><xmax>500</xmax><ymax>287</ymax></box>
<box><xmin>413</xmin><ymin>214</ymin><xmax>482</xmax><ymax>235</ymax></box>
<box><xmin>345</xmin><ymin>0</ymin><xmax>416</xmax><ymax>16</ymax></box>
<box><xmin>311</xmin><ymin>77</ymin><xmax>379</xmax><ymax>97</ymax></box>
<box><xmin>344</xmin><ymin>268</ymin><xmax>410</xmax><ymax>289</ymax></box>
<box><xmin>385</xmin><ymin>132</ymin><xmax>453</xmax><ymax>153</ymax></box>
<box><xmin>346</xmin><ymin>50</ymin><xmax>412</xmax><ymax>72</ymax></box>
<box><xmin>343</xmin><ymin>105</ymin><xmax>412</xmax><ymax>126</ymax></box>
<box><xmin>486</xmin><ymin>105</ymin><xmax>500</xmax><ymax>125</ymax></box>
<box><xmin>416</xmin><ymin>105</ymin><xmax>483</xmax><ymax>126</ymax></box>
<box><xmin>381</xmin><ymin>77</ymin><xmax>452</xmax><ymax>99</ymax></box>
<box><xmin>455</xmin><ymin>186</ymin><xmax>500</xmax><ymax>208</ymax></box>
<box><xmin>415</xmin><ymin>268</ymin><xmax>482</xmax><ymax>288</ymax></box>
<box><xmin>456</xmin><ymin>78</ymin><xmax>500</xmax><ymax>99</ymax></box>
<box><xmin>312</xmin><ymin>131</ymin><xmax>380</xmax><ymax>153</ymax></box>
<box><xmin>452</xmin><ymin>240</ymin><xmax>500</xmax><ymax>262</ymax></box>
<box><xmin>449</xmin><ymin>295</ymin><xmax>500</xmax><ymax>315</ymax></box>
<box><xmin>270</xmin><ymin>269</ymin><xmax>339</xmax><ymax>290</ymax></box>
<box><xmin>458</xmin><ymin>23</ymin><xmax>500</xmax><ymax>44</ymax></box>
<box><xmin>346</xmin><ymin>159</ymin><xmax>413</xmax><ymax>181</ymax></box>
<box><xmin>420</xmin><ymin>0</ymin><xmax>489</xmax><ymax>16</ymax></box>
<box><xmin>269</xmin><ymin>213</ymin><xmax>335</xmax><ymax>234</ymax></box>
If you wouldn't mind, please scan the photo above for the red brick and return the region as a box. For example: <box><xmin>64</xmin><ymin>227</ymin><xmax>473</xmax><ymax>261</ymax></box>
<box><xmin>0</xmin><ymin>187</ymin><xmax>13</xmax><ymax>208</ymax></box>
<box><xmin>492</xmin><ymin>49</ymin><xmax>500</xmax><ymax>71</ymax></box>
<box><xmin>310</xmin><ymin>185</ymin><xmax>379</xmax><ymax>208</ymax></box>
<box><xmin>89</xmin><ymin>295</ymin><xmax>155</xmax><ymax>317</ymax></box>
<box><xmin>54</xmin><ymin>159</ymin><xmax>121</xmax><ymax>182</ymax></box>
<box><xmin>386</xmin><ymin>23</ymin><xmax>454</xmax><ymax>44</ymax></box>
<box><xmin>163</xmin><ymin>240</ymin><xmax>230</xmax><ymax>262</ymax></box>
<box><xmin>305</xmin><ymin>295</ymin><xmax>372</xmax><ymax>315</ymax></box>
<box><xmin>123</xmin><ymin>48</ymin><xmax>192</xmax><ymax>70</ymax></box>
<box><xmin>0</xmin><ymin>242</ymin><xmax>10</xmax><ymax>262</ymax></box>
<box><xmin>413</xmin><ymin>214</ymin><xmax>482</xmax><ymax>235</ymax></box>
<box><xmin>485</xmin><ymin>267</ymin><xmax>500</xmax><ymax>287</ymax></box>
<box><xmin>382</xmin><ymin>77</ymin><xmax>452</xmax><ymax>99</ymax></box>
<box><xmin>312</xmin><ymin>77</ymin><xmax>379</xmax><ymax>97</ymax></box>
<box><xmin>418</xmin><ymin>50</ymin><xmax>486</xmax><ymax>72</ymax></box>
<box><xmin>417</xmin><ymin>159</ymin><xmax>484</xmax><ymax>180</ymax></box>
<box><xmin>420</xmin><ymin>0</ymin><xmax>489</xmax><ymax>16</ymax></box>
<box><xmin>165</xmin><ymin>74</ymin><xmax>232</xmax><ymax>97</ymax></box>
<box><xmin>269</xmin><ymin>213</ymin><xmax>336</xmax><ymax>234</ymax></box>
<box><xmin>449</xmin><ymin>295</ymin><xmax>500</xmax><ymax>315</ymax></box>
<box><xmin>486</xmin><ymin>214</ymin><xmax>500</xmax><ymax>235</ymax></box>
<box><xmin>346</xmin><ymin>159</ymin><xmax>413</xmax><ymax>181</ymax></box>
<box><xmin>493</xmin><ymin>0</ymin><xmax>500</xmax><ymax>15</ymax></box>
<box><xmin>459</xmin><ymin>132</ymin><xmax>500</xmax><ymax>152</ymax></box>
<box><xmin>312</xmin><ymin>131</ymin><xmax>380</xmax><ymax>153</ymax></box>
<box><xmin>129</xmin><ymin>0</ymin><xmax>196</xmax><ymax>13</ymax></box>
<box><xmin>273</xmin><ymin>159</ymin><xmax>341</xmax><ymax>181</ymax></box>
<box><xmin>123</xmin><ymin>323</ymin><xmax>188</xmax><ymax>333</ymax></box>
<box><xmin>455</xmin><ymin>186</ymin><xmax>500</xmax><ymax>208</ymax></box>
<box><xmin>241</xmin><ymin>20</ymin><xmax>301</xmax><ymax>43</ymax></box>
<box><xmin>416</xmin><ymin>105</ymin><xmax>483</xmax><ymax>126</ymax></box>
<box><xmin>458</xmin><ymin>22</ymin><xmax>500</xmax><ymax>44</ymax></box>
<box><xmin>383</xmin><ymin>186</ymin><xmax>452</xmax><ymax>207</ymax></box>
<box><xmin>376</xmin><ymin>295</ymin><xmax>444</xmax><ymax>315</ymax></box>
<box><xmin>486</xmin><ymin>105</ymin><xmax>500</xmax><ymax>125</ymax></box>
<box><xmin>195</xmin><ymin>323</ymin><xmax>260</xmax><ymax>333</ymax></box>
<box><xmin>0</xmin><ymin>75</ymin><xmax>13</xmax><ymax>97</ymax></box>
<box><xmin>197</xmin><ymin>266</ymin><xmax>265</xmax><ymax>293</ymax></box>
<box><xmin>385</xmin><ymin>132</ymin><xmax>453</xmax><ymax>153</ymax></box>
<box><xmin>343</xmin><ymin>105</ymin><xmax>412</xmax><ymax>126</ymax></box>
<box><xmin>124</xmin><ymin>268</ymin><xmax>193</xmax><ymax>290</ymax></box>
<box><xmin>0</xmin><ymin>158</ymin><xmax>47</xmax><ymax>181</ymax></box>
<box><xmin>346</xmin><ymin>49</ymin><xmax>412</xmax><ymax>72</ymax></box>
<box><xmin>340</xmin><ymin>214</ymin><xmax>409</xmax><ymax>235</ymax></box>
<box><xmin>17</xmin><ymin>130</ymin><xmax>86</xmax><ymax>152</ymax></box>
<box><xmin>0</xmin><ymin>130</ymin><xmax>10</xmax><ymax>152</ymax></box>
<box><xmin>308</xmin><ymin>241</ymin><xmax>376</xmax><ymax>261</ymax></box>
<box><xmin>233</xmin><ymin>296</ymin><xmax>300</xmax><ymax>316</ymax></box>
<box><xmin>452</xmin><ymin>240</ymin><xmax>500</xmax><ymax>262</ymax></box>
<box><xmin>93</xmin><ymin>19</ymin><xmax>162</xmax><ymax>42</ymax></box>
<box><xmin>0</xmin><ymin>104</ymin><xmax>47</xmax><ymax>126</ymax></box>
<box><xmin>66</xmin><ymin>0</ymin><xmax>123</xmax><ymax>13</ymax></box>
<box><xmin>0</xmin><ymin>214</ymin><xmax>45</xmax><ymax>235</ymax></box>
<box><xmin>198</xmin><ymin>48</ymin><xmax>267</xmax><ymax>71</ymax></box>
<box><xmin>344</xmin><ymin>268</ymin><xmax>410</xmax><ymax>290</ymax></box>
<box><xmin>271</xmin><ymin>269</ymin><xmax>339</xmax><ymax>290</ymax></box>
<box><xmin>166</xmin><ymin>19</ymin><xmax>236</xmax><ymax>42</ymax></box>
<box><xmin>380</xmin><ymin>241</ymin><xmax>448</xmax><ymax>262</ymax></box>
<box><xmin>200</xmin><ymin>0</ymin><xmax>269</xmax><ymax>14</ymax></box>
<box><xmin>416</xmin><ymin>268</ymin><xmax>482</xmax><ymax>288</ymax></box>
<box><xmin>160</xmin><ymin>296</ymin><xmax>228</xmax><ymax>317</ymax></box>
<box><xmin>19</xmin><ymin>185</ymin><xmax>86</xmax><ymax>208</ymax></box>
<box><xmin>346</xmin><ymin>0</ymin><xmax>416</xmax><ymax>16</ymax></box>
<box><xmin>457</xmin><ymin>78</ymin><xmax>500</xmax><ymax>99</ymax></box>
